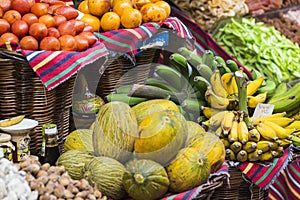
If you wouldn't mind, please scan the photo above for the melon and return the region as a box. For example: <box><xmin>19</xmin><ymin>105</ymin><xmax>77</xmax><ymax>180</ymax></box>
<box><xmin>93</xmin><ymin>101</ymin><xmax>138</xmax><ymax>163</ymax></box>
<box><xmin>123</xmin><ymin>159</ymin><xmax>169</xmax><ymax>200</ymax></box>
<box><xmin>166</xmin><ymin>147</ymin><xmax>211</xmax><ymax>193</ymax></box>
<box><xmin>186</xmin><ymin>121</ymin><xmax>206</xmax><ymax>145</ymax></box>
<box><xmin>134</xmin><ymin>110</ymin><xmax>188</xmax><ymax>166</ymax></box>
<box><xmin>132</xmin><ymin>99</ymin><xmax>179</xmax><ymax>124</ymax></box>
<box><xmin>64</xmin><ymin>129</ymin><xmax>93</xmax><ymax>152</ymax></box>
<box><xmin>188</xmin><ymin>132</ymin><xmax>225</xmax><ymax>172</ymax></box>
<box><xmin>56</xmin><ymin>150</ymin><xmax>95</xmax><ymax>180</ymax></box>
<box><xmin>83</xmin><ymin>156</ymin><xmax>127</xmax><ymax>200</ymax></box>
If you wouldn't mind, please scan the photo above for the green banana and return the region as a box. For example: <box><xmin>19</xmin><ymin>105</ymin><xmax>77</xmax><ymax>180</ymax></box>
<box><xmin>258</xmin><ymin>79</ymin><xmax>277</xmax><ymax>95</ymax></box>
<box><xmin>169</xmin><ymin>53</ymin><xmax>190</xmax><ymax>79</ymax></box>
<box><xmin>155</xmin><ymin>64</ymin><xmax>184</xmax><ymax>91</ymax></box>
<box><xmin>115</xmin><ymin>84</ymin><xmax>132</xmax><ymax>94</ymax></box>
<box><xmin>269</xmin><ymin>82</ymin><xmax>288</xmax><ymax>100</ymax></box>
<box><xmin>181</xmin><ymin>99</ymin><xmax>206</xmax><ymax>113</ymax></box>
<box><xmin>202</xmin><ymin>50</ymin><xmax>215</xmax><ymax>69</ymax></box>
<box><xmin>105</xmin><ymin>93</ymin><xmax>146</xmax><ymax>106</ymax></box>
<box><xmin>193</xmin><ymin>76</ymin><xmax>211</xmax><ymax>100</ymax></box>
<box><xmin>196</xmin><ymin>64</ymin><xmax>214</xmax><ymax>82</ymax></box>
<box><xmin>291</xmin><ymin>135</ymin><xmax>300</xmax><ymax>146</ymax></box>
<box><xmin>226</xmin><ymin>59</ymin><xmax>239</xmax><ymax>72</ymax></box>
<box><xmin>145</xmin><ymin>77</ymin><xmax>179</xmax><ymax>93</ymax></box>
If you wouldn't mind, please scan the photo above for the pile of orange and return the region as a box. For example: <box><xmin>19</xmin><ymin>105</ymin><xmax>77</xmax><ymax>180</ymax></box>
<box><xmin>78</xmin><ymin>0</ymin><xmax>171</xmax><ymax>31</ymax></box>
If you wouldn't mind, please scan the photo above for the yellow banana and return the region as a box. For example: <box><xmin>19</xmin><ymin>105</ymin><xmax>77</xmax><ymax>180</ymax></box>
<box><xmin>292</xmin><ymin>111</ymin><xmax>300</xmax><ymax>120</ymax></box>
<box><xmin>210</xmin><ymin>70</ymin><xmax>229</xmax><ymax>98</ymax></box>
<box><xmin>201</xmin><ymin>106</ymin><xmax>220</xmax><ymax>119</ymax></box>
<box><xmin>243</xmin><ymin>141</ymin><xmax>257</xmax><ymax>153</ymax></box>
<box><xmin>262</xmin><ymin>120</ymin><xmax>294</xmax><ymax>139</ymax></box>
<box><xmin>208</xmin><ymin>110</ymin><xmax>227</xmax><ymax>128</ymax></box>
<box><xmin>230</xmin><ymin>141</ymin><xmax>242</xmax><ymax>154</ymax></box>
<box><xmin>252</xmin><ymin>112</ymin><xmax>287</xmax><ymax>125</ymax></box>
<box><xmin>270</xmin><ymin>141</ymin><xmax>281</xmax><ymax>151</ymax></box>
<box><xmin>0</xmin><ymin>115</ymin><xmax>25</xmax><ymax>127</ymax></box>
<box><xmin>247</xmin><ymin>149</ymin><xmax>263</xmax><ymax>162</ymax></box>
<box><xmin>248</xmin><ymin>128</ymin><xmax>261</xmax><ymax>142</ymax></box>
<box><xmin>215</xmin><ymin>126</ymin><xmax>224</xmax><ymax>137</ymax></box>
<box><xmin>260</xmin><ymin>151</ymin><xmax>276</xmax><ymax>162</ymax></box>
<box><xmin>256</xmin><ymin>122</ymin><xmax>278</xmax><ymax>141</ymax></box>
<box><xmin>256</xmin><ymin>140</ymin><xmax>273</xmax><ymax>153</ymax></box>
<box><xmin>280</xmin><ymin>139</ymin><xmax>292</xmax><ymax>148</ymax></box>
<box><xmin>205</xmin><ymin>87</ymin><xmax>230</xmax><ymax>109</ymax></box>
<box><xmin>229</xmin><ymin>75</ymin><xmax>238</xmax><ymax>96</ymax></box>
<box><xmin>221</xmin><ymin>138</ymin><xmax>230</xmax><ymax>148</ymax></box>
<box><xmin>228</xmin><ymin>116</ymin><xmax>239</xmax><ymax>142</ymax></box>
<box><xmin>221</xmin><ymin>72</ymin><xmax>234</xmax><ymax>94</ymax></box>
<box><xmin>285</xmin><ymin>120</ymin><xmax>300</xmax><ymax>130</ymax></box>
<box><xmin>226</xmin><ymin>148</ymin><xmax>236</xmax><ymax>161</ymax></box>
<box><xmin>221</xmin><ymin>111</ymin><xmax>236</xmax><ymax>135</ymax></box>
<box><xmin>247</xmin><ymin>92</ymin><xmax>267</xmax><ymax>108</ymax></box>
<box><xmin>263</xmin><ymin>117</ymin><xmax>294</xmax><ymax>127</ymax></box>
<box><xmin>237</xmin><ymin>116</ymin><xmax>249</xmax><ymax>144</ymax></box>
<box><xmin>246</xmin><ymin>77</ymin><xmax>264</xmax><ymax>96</ymax></box>
<box><xmin>237</xmin><ymin>150</ymin><xmax>248</xmax><ymax>162</ymax></box>
<box><xmin>274</xmin><ymin>146</ymin><xmax>284</xmax><ymax>157</ymax></box>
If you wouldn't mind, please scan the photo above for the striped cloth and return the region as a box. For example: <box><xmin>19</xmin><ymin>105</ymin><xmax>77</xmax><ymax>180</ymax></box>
<box><xmin>238</xmin><ymin>145</ymin><xmax>300</xmax><ymax>199</ymax></box>
<box><xmin>162</xmin><ymin>162</ymin><xmax>229</xmax><ymax>200</ymax></box>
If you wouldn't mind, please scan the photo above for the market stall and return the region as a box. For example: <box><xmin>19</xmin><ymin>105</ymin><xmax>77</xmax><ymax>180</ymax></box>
<box><xmin>0</xmin><ymin>0</ymin><xmax>300</xmax><ymax>200</ymax></box>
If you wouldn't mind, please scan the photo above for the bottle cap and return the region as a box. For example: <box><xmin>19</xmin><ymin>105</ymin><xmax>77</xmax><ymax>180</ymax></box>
<box><xmin>45</xmin><ymin>126</ymin><xmax>57</xmax><ymax>135</ymax></box>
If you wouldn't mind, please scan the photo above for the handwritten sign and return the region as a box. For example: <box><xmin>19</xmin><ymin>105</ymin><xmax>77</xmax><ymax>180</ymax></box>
<box><xmin>252</xmin><ymin>103</ymin><xmax>274</xmax><ymax>121</ymax></box>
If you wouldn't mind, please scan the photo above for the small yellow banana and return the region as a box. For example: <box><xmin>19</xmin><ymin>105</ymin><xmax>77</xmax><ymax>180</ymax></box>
<box><xmin>252</xmin><ymin>112</ymin><xmax>287</xmax><ymax>125</ymax></box>
<box><xmin>229</xmin><ymin>75</ymin><xmax>238</xmax><ymax>96</ymax></box>
<box><xmin>211</xmin><ymin>70</ymin><xmax>229</xmax><ymax>98</ymax></box>
<box><xmin>201</xmin><ymin>106</ymin><xmax>220</xmax><ymax>119</ymax></box>
<box><xmin>247</xmin><ymin>92</ymin><xmax>267</xmax><ymax>108</ymax></box>
<box><xmin>280</xmin><ymin>139</ymin><xmax>292</xmax><ymax>148</ymax></box>
<box><xmin>243</xmin><ymin>141</ymin><xmax>257</xmax><ymax>153</ymax></box>
<box><xmin>274</xmin><ymin>146</ymin><xmax>284</xmax><ymax>157</ymax></box>
<box><xmin>263</xmin><ymin>117</ymin><xmax>294</xmax><ymax>127</ymax></box>
<box><xmin>208</xmin><ymin>110</ymin><xmax>227</xmax><ymax>128</ymax></box>
<box><xmin>226</xmin><ymin>148</ymin><xmax>236</xmax><ymax>161</ymax></box>
<box><xmin>256</xmin><ymin>140</ymin><xmax>273</xmax><ymax>153</ymax></box>
<box><xmin>270</xmin><ymin>141</ymin><xmax>281</xmax><ymax>151</ymax></box>
<box><xmin>230</xmin><ymin>141</ymin><xmax>242</xmax><ymax>154</ymax></box>
<box><xmin>221</xmin><ymin>138</ymin><xmax>230</xmax><ymax>148</ymax></box>
<box><xmin>0</xmin><ymin>115</ymin><xmax>25</xmax><ymax>127</ymax></box>
<box><xmin>215</xmin><ymin>126</ymin><xmax>223</xmax><ymax>137</ymax></box>
<box><xmin>248</xmin><ymin>128</ymin><xmax>261</xmax><ymax>142</ymax></box>
<box><xmin>237</xmin><ymin>116</ymin><xmax>249</xmax><ymax>144</ymax></box>
<box><xmin>285</xmin><ymin>120</ymin><xmax>300</xmax><ymax>130</ymax></box>
<box><xmin>256</xmin><ymin>122</ymin><xmax>278</xmax><ymax>141</ymax></box>
<box><xmin>247</xmin><ymin>149</ymin><xmax>263</xmax><ymax>162</ymax></box>
<box><xmin>205</xmin><ymin>87</ymin><xmax>230</xmax><ymax>109</ymax></box>
<box><xmin>246</xmin><ymin>77</ymin><xmax>264</xmax><ymax>96</ymax></box>
<box><xmin>292</xmin><ymin>111</ymin><xmax>300</xmax><ymax>120</ymax></box>
<box><xmin>221</xmin><ymin>111</ymin><xmax>236</xmax><ymax>135</ymax></box>
<box><xmin>237</xmin><ymin>150</ymin><xmax>248</xmax><ymax>162</ymax></box>
<box><xmin>263</xmin><ymin>120</ymin><xmax>294</xmax><ymax>139</ymax></box>
<box><xmin>221</xmin><ymin>72</ymin><xmax>234</xmax><ymax>95</ymax></box>
<box><xmin>228</xmin><ymin>116</ymin><xmax>239</xmax><ymax>142</ymax></box>
<box><xmin>260</xmin><ymin>151</ymin><xmax>276</xmax><ymax>162</ymax></box>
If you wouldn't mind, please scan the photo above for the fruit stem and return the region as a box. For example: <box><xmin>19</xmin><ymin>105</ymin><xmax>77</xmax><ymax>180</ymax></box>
<box><xmin>235</xmin><ymin>71</ymin><xmax>250</xmax><ymax>126</ymax></box>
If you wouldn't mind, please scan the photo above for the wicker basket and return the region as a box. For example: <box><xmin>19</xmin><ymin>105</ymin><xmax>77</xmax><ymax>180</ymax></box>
<box><xmin>212</xmin><ymin>166</ymin><xmax>268</xmax><ymax>200</ymax></box>
<box><xmin>0</xmin><ymin>48</ymin><xmax>75</xmax><ymax>155</ymax></box>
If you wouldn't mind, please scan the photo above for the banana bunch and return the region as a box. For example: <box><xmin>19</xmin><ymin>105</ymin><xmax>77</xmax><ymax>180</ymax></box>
<box><xmin>267</xmin><ymin>81</ymin><xmax>300</xmax><ymax>116</ymax></box>
<box><xmin>204</xmin><ymin>110</ymin><xmax>299</xmax><ymax>162</ymax></box>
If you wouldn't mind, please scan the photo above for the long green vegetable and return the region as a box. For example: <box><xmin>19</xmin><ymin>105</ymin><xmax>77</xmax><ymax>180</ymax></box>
<box><xmin>213</xmin><ymin>17</ymin><xmax>300</xmax><ymax>85</ymax></box>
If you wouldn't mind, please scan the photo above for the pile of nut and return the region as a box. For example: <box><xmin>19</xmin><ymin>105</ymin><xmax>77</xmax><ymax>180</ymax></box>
<box><xmin>171</xmin><ymin>0</ymin><xmax>249</xmax><ymax>31</ymax></box>
<box><xmin>14</xmin><ymin>156</ymin><xmax>107</xmax><ymax>200</ymax></box>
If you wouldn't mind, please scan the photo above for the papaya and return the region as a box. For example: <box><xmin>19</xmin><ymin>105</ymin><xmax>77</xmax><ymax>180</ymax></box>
<box><xmin>64</xmin><ymin>129</ymin><xmax>93</xmax><ymax>152</ymax></box>
<box><xmin>186</xmin><ymin>121</ymin><xmax>206</xmax><ymax>145</ymax></box>
<box><xmin>93</xmin><ymin>101</ymin><xmax>138</xmax><ymax>163</ymax></box>
<box><xmin>123</xmin><ymin>159</ymin><xmax>169</xmax><ymax>200</ymax></box>
<box><xmin>83</xmin><ymin>156</ymin><xmax>127</xmax><ymax>200</ymax></box>
<box><xmin>134</xmin><ymin>110</ymin><xmax>187</xmax><ymax>165</ymax></box>
<box><xmin>188</xmin><ymin>132</ymin><xmax>225</xmax><ymax>172</ymax></box>
<box><xmin>166</xmin><ymin>147</ymin><xmax>211</xmax><ymax>193</ymax></box>
<box><xmin>56</xmin><ymin>150</ymin><xmax>95</xmax><ymax>180</ymax></box>
<box><xmin>132</xmin><ymin>99</ymin><xmax>179</xmax><ymax>124</ymax></box>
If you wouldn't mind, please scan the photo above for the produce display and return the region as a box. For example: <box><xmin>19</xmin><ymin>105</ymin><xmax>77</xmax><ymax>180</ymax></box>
<box><xmin>213</xmin><ymin>17</ymin><xmax>300</xmax><ymax>90</ymax></box>
<box><xmin>0</xmin><ymin>0</ymin><xmax>99</xmax><ymax>51</ymax></box>
<box><xmin>77</xmin><ymin>0</ymin><xmax>171</xmax><ymax>30</ymax></box>
<box><xmin>171</xmin><ymin>0</ymin><xmax>249</xmax><ymax>31</ymax></box>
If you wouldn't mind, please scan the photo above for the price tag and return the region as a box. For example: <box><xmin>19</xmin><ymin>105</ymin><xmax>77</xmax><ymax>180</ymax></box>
<box><xmin>251</xmin><ymin>103</ymin><xmax>274</xmax><ymax>121</ymax></box>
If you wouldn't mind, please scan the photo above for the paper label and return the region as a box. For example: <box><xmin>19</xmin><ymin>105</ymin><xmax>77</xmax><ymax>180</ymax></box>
<box><xmin>252</xmin><ymin>103</ymin><xmax>274</xmax><ymax>121</ymax></box>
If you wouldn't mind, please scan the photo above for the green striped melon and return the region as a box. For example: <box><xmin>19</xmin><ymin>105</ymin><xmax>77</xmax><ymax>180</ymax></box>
<box><xmin>64</xmin><ymin>129</ymin><xmax>93</xmax><ymax>152</ymax></box>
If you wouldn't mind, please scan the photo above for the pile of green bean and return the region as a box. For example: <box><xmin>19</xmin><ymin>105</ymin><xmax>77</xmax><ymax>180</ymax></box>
<box><xmin>213</xmin><ymin>17</ymin><xmax>300</xmax><ymax>85</ymax></box>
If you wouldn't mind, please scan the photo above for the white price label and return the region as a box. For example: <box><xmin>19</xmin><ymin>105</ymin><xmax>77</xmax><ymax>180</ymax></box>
<box><xmin>252</xmin><ymin>103</ymin><xmax>274</xmax><ymax>121</ymax></box>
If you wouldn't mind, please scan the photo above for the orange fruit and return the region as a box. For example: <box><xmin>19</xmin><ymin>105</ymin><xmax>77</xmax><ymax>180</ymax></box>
<box><xmin>140</xmin><ymin>3</ymin><xmax>166</xmax><ymax>23</ymax></box>
<box><xmin>134</xmin><ymin>0</ymin><xmax>150</xmax><ymax>9</ymax></box>
<box><xmin>113</xmin><ymin>1</ymin><xmax>132</xmax><ymax>17</ymax></box>
<box><xmin>39</xmin><ymin>14</ymin><xmax>55</xmax><ymax>28</ymax></box>
<box><xmin>120</xmin><ymin>8</ymin><xmax>142</xmax><ymax>29</ymax></box>
<box><xmin>88</xmin><ymin>0</ymin><xmax>110</xmax><ymax>17</ymax></box>
<box><xmin>80</xmin><ymin>14</ymin><xmax>101</xmax><ymax>32</ymax></box>
<box><xmin>155</xmin><ymin>1</ymin><xmax>170</xmax><ymax>17</ymax></box>
<box><xmin>100</xmin><ymin>11</ymin><xmax>120</xmax><ymax>31</ymax></box>
<box><xmin>150</xmin><ymin>0</ymin><xmax>161</xmax><ymax>2</ymax></box>
<box><xmin>78</xmin><ymin>0</ymin><xmax>90</xmax><ymax>14</ymax></box>
<box><xmin>111</xmin><ymin>0</ymin><xmax>134</xmax><ymax>7</ymax></box>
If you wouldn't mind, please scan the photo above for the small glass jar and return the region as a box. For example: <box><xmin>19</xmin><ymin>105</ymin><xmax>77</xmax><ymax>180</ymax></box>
<box><xmin>0</xmin><ymin>133</ymin><xmax>15</xmax><ymax>161</ymax></box>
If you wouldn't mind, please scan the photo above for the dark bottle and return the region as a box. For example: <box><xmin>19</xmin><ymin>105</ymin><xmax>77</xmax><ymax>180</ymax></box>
<box><xmin>39</xmin><ymin>124</ymin><xmax>60</xmax><ymax>165</ymax></box>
